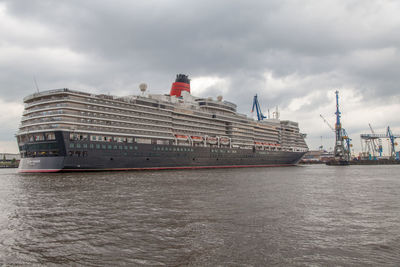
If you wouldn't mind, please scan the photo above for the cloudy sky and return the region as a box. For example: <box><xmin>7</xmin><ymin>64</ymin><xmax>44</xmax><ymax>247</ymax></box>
<box><xmin>1</xmin><ymin>0</ymin><xmax>400</xmax><ymax>154</ymax></box>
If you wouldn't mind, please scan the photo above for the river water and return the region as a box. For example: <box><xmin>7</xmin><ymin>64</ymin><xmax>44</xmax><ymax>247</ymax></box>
<box><xmin>0</xmin><ymin>165</ymin><xmax>399</xmax><ymax>266</ymax></box>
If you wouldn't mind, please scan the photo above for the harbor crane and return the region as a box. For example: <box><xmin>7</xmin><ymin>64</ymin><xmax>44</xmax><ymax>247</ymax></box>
<box><xmin>387</xmin><ymin>126</ymin><xmax>398</xmax><ymax>159</ymax></box>
<box><xmin>333</xmin><ymin>91</ymin><xmax>351</xmax><ymax>163</ymax></box>
<box><xmin>251</xmin><ymin>94</ymin><xmax>266</xmax><ymax>121</ymax></box>
<box><xmin>360</xmin><ymin>126</ymin><xmax>399</xmax><ymax>159</ymax></box>
<box><xmin>319</xmin><ymin>114</ymin><xmax>335</xmax><ymax>132</ymax></box>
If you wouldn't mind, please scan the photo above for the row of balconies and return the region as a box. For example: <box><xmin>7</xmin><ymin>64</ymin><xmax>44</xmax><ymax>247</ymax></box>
<box><xmin>19</xmin><ymin>123</ymin><xmax>174</xmax><ymax>139</ymax></box>
<box><xmin>24</xmin><ymin>102</ymin><xmax>68</xmax><ymax>114</ymax></box>
<box><xmin>171</xmin><ymin>119</ymin><xmax>225</xmax><ymax>132</ymax></box>
<box><xmin>24</xmin><ymin>97</ymin><xmax>172</xmax><ymax>119</ymax></box>
<box><xmin>24</xmin><ymin>96</ymin><xmax>70</xmax><ymax>108</ymax></box>
<box><xmin>23</xmin><ymin>103</ymin><xmax>172</xmax><ymax>124</ymax></box>
<box><xmin>21</xmin><ymin>117</ymin><xmax>172</xmax><ymax>135</ymax></box>
<box><xmin>172</xmin><ymin>125</ymin><xmax>224</xmax><ymax>136</ymax></box>
<box><xmin>173</xmin><ymin>114</ymin><xmax>225</xmax><ymax>128</ymax></box>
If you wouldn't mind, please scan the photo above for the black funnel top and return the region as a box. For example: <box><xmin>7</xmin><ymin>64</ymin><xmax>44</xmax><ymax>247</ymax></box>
<box><xmin>175</xmin><ymin>74</ymin><xmax>190</xmax><ymax>84</ymax></box>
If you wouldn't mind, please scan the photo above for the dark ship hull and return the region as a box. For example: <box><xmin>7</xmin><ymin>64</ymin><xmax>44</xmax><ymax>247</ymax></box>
<box><xmin>18</xmin><ymin>131</ymin><xmax>306</xmax><ymax>173</ymax></box>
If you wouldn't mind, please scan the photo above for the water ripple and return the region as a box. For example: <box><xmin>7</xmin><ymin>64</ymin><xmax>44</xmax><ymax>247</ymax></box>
<box><xmin>1</xmin><ymin>166</ymin><xmax>400</xmax><ymax>266</ymax></box>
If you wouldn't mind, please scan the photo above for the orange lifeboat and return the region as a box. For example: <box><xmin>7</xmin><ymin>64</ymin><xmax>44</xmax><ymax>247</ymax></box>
<box><xmin>207</xmin><ymin>136</ymin><xmax>218</xmax><ymax>144</ymax></box>
<box><xmin>175</xmin><ymin>134</ymin><xmax>189</xmax><ymax>140</ymax></box>
<box><xmin>191</xmin><ymin>136</ymin><xmax>203</xmax><ymax>142</ymax></box>
<box><xmin>220</xmin><ymin>137</ymin><xmax>230</xmax><ymax>145</ymax></box>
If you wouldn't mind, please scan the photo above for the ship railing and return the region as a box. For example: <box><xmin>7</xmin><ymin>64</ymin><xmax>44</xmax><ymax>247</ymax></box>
<box><xmin>27</xmin><ymin>95</ymin><xmax>172</xmax><ymax>118</ymax></box>
<box><xmin>20</xmin><ymin>120</ymin><xmax>174</xmax><ymax>137</ymax></box>
<box><xmin>24</xmin><ymin>97</ymin><xmax>70</xmax><ymax>108</ymax></box>
<box><xmin>172</xmin><ymin>126</ymin><xmax>223</xmax><ymax>137</ymax></box>
<box><xmin>22</xmin><ymin>117</ymin><xmax>172</xmax><ymax>130</ymax></box>
<box><xmin>82</xmin><ymin>101</ymin><xmax>171</xmax><ymax>117</ymax></box>
<box><xmin>24</xmin><ymin>103</ymin><xmax>172</xmax><ymax>124</ymax></box>
<box><xmin>23</xmin><ymin>103</ymin><xmax>68</xmax><ymax>114</ymax></box>
<box><xmin>23</xmin><ymin>88</ymin><xmax>92</xmax><ymax>102</ymax></box>
<box><xmin>173</xmin><ymin>115</ymin><xmax>224</xmax><ymax>128</ymax></box>
<box><xmin>49</xmin><ymin>112</ymin><xmax>173</xmax><ymax>127</ymax></box>
<box><xmin>172</xmin><ymin>123</ymin><xmax>225</xmax><ymax>134</ymax></box>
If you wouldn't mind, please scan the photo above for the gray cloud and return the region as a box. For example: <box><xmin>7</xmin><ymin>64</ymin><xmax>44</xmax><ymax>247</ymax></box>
<box><xmin>1</xmin><ymin>0</ymin><xmax>400</xmax><ymax>152</ymax></box>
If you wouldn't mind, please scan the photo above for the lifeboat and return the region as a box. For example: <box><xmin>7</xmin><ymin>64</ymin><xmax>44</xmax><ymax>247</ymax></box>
<box><xmin>175</xmin><ymin>134</ymin><xmax>189</xmax><ymax>140</ymax></box>
<box><xmin>207</xmin><ymin>136</ymin><xmax>218</xmax><ymax>144</ymax></box>
<box><xmin>220</xmin><ymin>137</ymin><xmax>230</xmax><ymax>145</ymax></box>
<box><xmin>254</xmin><ymin>141</ymin><xmax>263</xmax><ymax>147</ymax></box>
<box><xmin>191</xmin><ymin>136</ymin><xmax>203</xmax><ymax>142</ymax></box>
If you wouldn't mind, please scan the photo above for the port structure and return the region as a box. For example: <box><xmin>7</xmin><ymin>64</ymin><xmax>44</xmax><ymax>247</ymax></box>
<box><xmin>333</xmin><ymin>91</ymin><xmax>351</xmax><ymax>162</ymax></box>
<box><xmin>360</xmin><ymin>123</ymin><xmax>382</xmax><ymax>159</ymax></box>
<box><xmin>360</xmin><ymin>126</ymin><xmax>399</xmax><ymax>159</ymax></box>
<box><xmin>387</xmin><ymin>126</ymin><xmax>398</xmax><ymax>159</ymax></box>
<box><xmin>251</xmin><ymin>94</ymin><xmax>266</xmax><ymax>121</ymax></box>
<box><xmin>369</xmin><ymin>123</ymin><xmax>383</xmax><ymax>157</ymax></box>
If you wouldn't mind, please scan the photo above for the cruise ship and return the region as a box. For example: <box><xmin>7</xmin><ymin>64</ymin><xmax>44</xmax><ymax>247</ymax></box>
<box><xmin>17</xmin><ymin>74</ymin><xmax>308</xmax><ymax>172</ymax></box>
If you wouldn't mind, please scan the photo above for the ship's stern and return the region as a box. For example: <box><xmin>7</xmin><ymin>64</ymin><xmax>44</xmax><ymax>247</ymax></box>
<box><xmin>18</xmin><ymin>156</ymin><xmax>66</xmax><ymax>173</ymax></box>
<box><xmin>17</xmin><ymin>131</ymin><xmax>67</xmax><ymax>173</ymax></box>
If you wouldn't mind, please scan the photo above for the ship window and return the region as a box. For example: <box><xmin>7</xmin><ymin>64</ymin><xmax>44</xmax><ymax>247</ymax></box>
<box><xmin>129</xmin><ymin>146</ymin><xmax>133</xmax><ymax>150</ymax></box>
<box><xmin>89</xmin><ymin>144</ymin><xmax>94</xmax><ymax>149</ymax></box>
<box><xmin>96</xmin><ymin>144</ymin><xmax>100</xmax><ymax>149</ymax></box>
<box><xmin>69</xmin><ymin>143</ymin><xmax>75</xmax><ymax>148</ymax></box>
<box><xmin>134</xmin><ymin>146</ymin><xmax>138</xmax><ymax>150</ymax></box>
<box><xmin>124</xmin><ymin>146</ymin><xmax>128</xmax><ymax>150</ymax></box>
<box><xmin>83</xmin><ymin>144</ymin><xmax>88</xmax><ymax>148</ymax></box>
<box><xmin>102</xmin><ymin>144</ymin><xmax>106</xmax><ymax>149</ymax></box>
<box><xmin>76</xmin><ymin>144</ymin><xmax>81</xmax><ymax>148</ymax></box>
<box><xmin>45</xmin><ymin>133</ymin><xmax>56</xmax><ymax>140</ymax></box>
<box><xmin>107</xmin><ymin>145</ymin><xmax>112</xmax><ymax>149</ymax></box>
<box><xmin>118</xmin><ymin>145</ymin><xmax>123</xmax><ymax>150</ymax></box>
<box><xmin>90</xmin><ymin>136</ymin><xmax>96</xmax><ymax>141</ymax></box>
<box><xmin>34</xmin><ymin>134</ymin><xmax>44</xmax><ymax>141</ymax></box>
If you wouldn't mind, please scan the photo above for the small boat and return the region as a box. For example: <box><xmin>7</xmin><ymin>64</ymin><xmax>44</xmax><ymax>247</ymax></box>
<box><xmin>207</xmin><ymin>136</ymin><xmax>218</xmax><ymax>144</ymax></box>
<box><xmin>175</xmin><ymin>134</ymin><xmax>189</xmax><ymax>140</ymax></box>
<box><xmin>220</xmin><ymin>137</ymin><xmax>230</xmax><ymax>145</ymax></box>
<box><xmin>191</xmin><ymin>136</ymin><xmax>203</xmax><ymax>142</ymax></box>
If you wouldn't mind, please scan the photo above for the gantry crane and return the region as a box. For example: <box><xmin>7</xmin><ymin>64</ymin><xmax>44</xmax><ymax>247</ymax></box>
<box><xmin>387</xmin><ymin>126</ymin><xmax>398</xmax><ymax>159</ymax></box>
<box><xmin>360</xmin><ymin>126</ymin><xmax>399</xmax><ymax>160</ymax></box>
